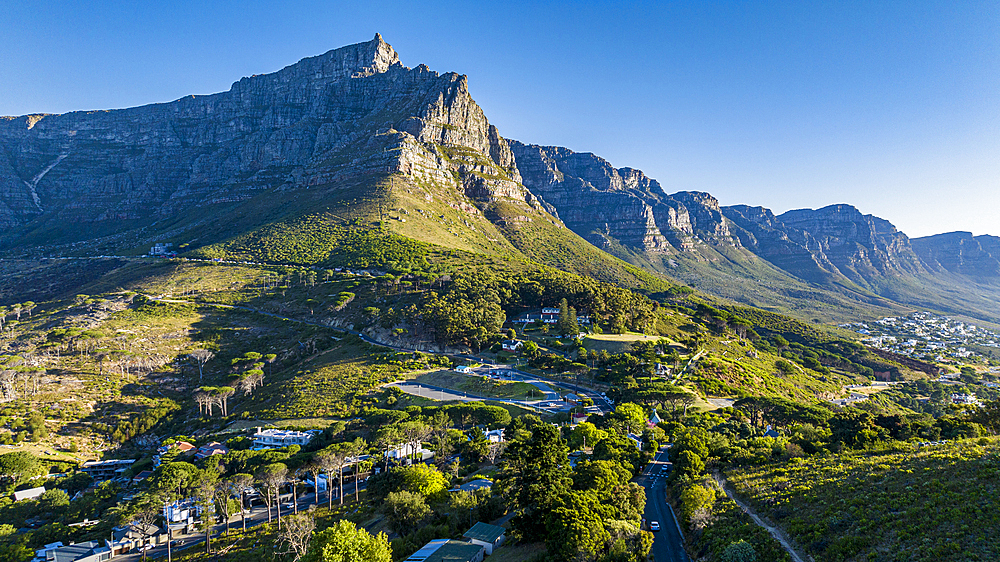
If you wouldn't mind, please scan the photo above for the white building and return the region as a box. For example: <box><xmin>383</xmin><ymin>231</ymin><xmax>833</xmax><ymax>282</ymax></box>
<box><xmin>252</xmin><ymin>428</ymin><xmax>315</xmax><ymax>449</ymax></box>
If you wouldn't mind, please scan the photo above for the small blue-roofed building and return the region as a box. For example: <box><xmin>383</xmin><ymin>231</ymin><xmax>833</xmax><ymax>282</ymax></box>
<box><xmin>43</xmin><ymin>540</ymin><xmax>111</xmax><ymax>562</ymax></box>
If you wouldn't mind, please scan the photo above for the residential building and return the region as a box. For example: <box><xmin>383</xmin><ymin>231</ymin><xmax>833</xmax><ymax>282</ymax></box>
<box><xmin>501</xmin><ymin>340</ymin><xmax>522</xmax><ymax>352</ymax></box>
<box><xmin>40</xmin><ymin>541</ymin><xmax>111</xmax><ymax>562</ymax></box>
<box><xmin>195</xmin><ymin>441</ymin><xmax>229</xmax><ymax>460</ymax></box>
<box><xmin>252</xmin><ymin>428</ymin><xmax>315</xmax><ymax>449</ymax></box>
<box><xmin>130</xmin><ymin>471</ymin><xmax>153</xmax><ymax>486</ymax></box>
<box><xmin>450</xmin><ymin>479</ymin><xmax>493</xmax><ymax>493</ymax></box>
<box><xmin>149</xmin><ymin>242</ymin><xmax>174</xmax><ymax>256</ymax></box>
<box><xmin>463</xmin><ymin>522</ymin><xmax>507</xmax><ymax>555</ymax></box>
<box><xmin>485</xmin><ymin>429</ymin><xmax>504</xmax><ymax>443</ymax></box>
<box><xmin>153</xmin><ymin>440</ymin><xmax>196</xmax><ymax>468</ymax></box>
<box><xmin>571</xmin><ymin>412</ymin><xmax>589</xmax><ymax>425</ymax></box>
<box><xmin>455</xmin><ymin>365</ymin><xmax>473</xmax><ymax>374</ymax></box>
<box><xmin>14</xmin><ymin>486</ymin><xmax>46</xmax><ymax>501</ymax></box>
<box><xmin>387</xmin><ymin>442</ymin><xmax>426</xmax><ymax>460</ymax></box>
<box><xmin>648</xmin><ymin>409</ymin><xmax>662</xmax><ymax>427</ymax></box>
<box><xmin>952</xmin><ymin>393</ymin><xmax>980</xmax><ymax>406</ymax></box>
<box><xmin>80</xmin><ymin>459</ymin><xmax>135</xmax><ymax>481</ymax></box>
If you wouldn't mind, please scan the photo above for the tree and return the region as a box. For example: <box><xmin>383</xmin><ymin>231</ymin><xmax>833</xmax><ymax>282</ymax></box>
<box><xmin>214</xmin><ymin>386</ymin><xmax>235</xmax><ymax>417</ymax></box>
<box><xmin>301</xmin><ymin>520</ymin><xmax>391</xmax><ymax>562</ymax></box>
<box><xmin>347</xmin><ymin>438</ymin><xmax>367</xmax><ymax>502</ymax></box>
<box><xmin>545</xmin><ymin>502</ymin><xmax>610</xmax><ymax>561</ymax></box>
<box><xmin>615</xmin><ymin>402</ymin><xmax>647</xmax><ymax>435</ymax></box>
<box><xmin>722</xmin><ymin>540</ymin><xmax>757</xmax><ymax>562</ymax></box>
<box><xmin>303</xmin><ymin>461</ymin><xmax>324</xmax><ymax>509</ymax></box>
<box><xmin>499</xmin><ymin>424</ymin><xmax>573</xmax><ymax>541</ymax></box>
<box><xmin>315</xmin><ymin>448</ymin><xmax>346</xmax><ymax>510</ymax></box>
<box><xmin>557</xmin><ymin>298</ymin><xmax>580</xmax><ymax>336</ymax></box>
<box><xmin>257</xmin><ymin>463</ymin><xmax>288</xmax><ymax>528</ymax></box>
<box><xmin>228</xmin><ymin>473</ymin><xmax>254</xmax><ymax>532</ymax></box>
<box><xmin>675</xmin><ymin>450</ymin><xmax>705</xmax><ymax>479</ymax></box>
<box><xmin>125</xmin><ymin>494</ymin><xmax>163</xmax><ymax>561</ymax></box>
<box><xmin>0</xmin><ymin>451</ymin><xmax>44</xmax><ymax>488</ymax></box>
<box><xmin>381</xmin><ymin>490</ymin><xmax>431</xmax><ymax>534</ymax></box>
<box><xmin>279</xmin><ymin>512</ymin><xmax>316</xmax><ymax>562</ymax></box>
<box><xmin>189</xmin><ymin>349</ymin><xmax>214</xmax><ymax>382</ymax></box>
<box><xmin>193</xmin><ymin>468</ymin><xmax>220</xmax><ymax>553</ymax></box>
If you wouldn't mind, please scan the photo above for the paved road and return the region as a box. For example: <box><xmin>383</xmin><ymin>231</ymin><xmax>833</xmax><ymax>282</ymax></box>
<box><xmin>636</xmin><ymin>447</ymin><xmax>688</xmax><ymax>562</ymax></box>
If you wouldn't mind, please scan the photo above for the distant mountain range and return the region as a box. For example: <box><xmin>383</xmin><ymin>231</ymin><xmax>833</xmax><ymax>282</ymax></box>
<box><xmin>1</xmin><ymin>34</ymin><xmax>998</xmax><ymax>324</ymax></box>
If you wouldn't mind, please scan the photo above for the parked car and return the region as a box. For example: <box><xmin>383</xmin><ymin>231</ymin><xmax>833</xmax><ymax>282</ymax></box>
<box><xmin>650</xmin><ymin>521</ymin><xmax>660</xmax><ymax>531</ymax></box>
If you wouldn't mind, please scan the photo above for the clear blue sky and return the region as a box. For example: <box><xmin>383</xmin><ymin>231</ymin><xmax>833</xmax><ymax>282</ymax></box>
<box><xmin>1</xmin><ymin>0</ymin><xmax>997</xmax><ymax>238</ymax></box>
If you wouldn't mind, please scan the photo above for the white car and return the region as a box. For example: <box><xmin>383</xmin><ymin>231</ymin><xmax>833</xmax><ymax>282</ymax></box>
<box><xmin>650</xmin><ymin>521</ymin><xmax>660</xmax><ymax>531</ymax></box>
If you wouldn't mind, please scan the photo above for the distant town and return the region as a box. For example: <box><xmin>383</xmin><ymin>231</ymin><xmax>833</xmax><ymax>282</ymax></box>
<box><xmin>842</xmin><ymin>312</ymin><xmax>1000</xmax><ymax>365</ymax></box>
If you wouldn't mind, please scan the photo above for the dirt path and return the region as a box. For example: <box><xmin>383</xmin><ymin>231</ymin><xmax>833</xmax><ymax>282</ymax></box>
<box><xmin>714</xmin><ymin>474</ymin><xmax>809</xmax><ymax>562</ymax></box>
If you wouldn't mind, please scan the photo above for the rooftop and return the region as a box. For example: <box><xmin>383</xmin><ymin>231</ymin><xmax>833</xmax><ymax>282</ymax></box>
<box><xmin>463</xmin><ymin>521</ymin><xmax>506</xmax><ymax>543</ymax></box>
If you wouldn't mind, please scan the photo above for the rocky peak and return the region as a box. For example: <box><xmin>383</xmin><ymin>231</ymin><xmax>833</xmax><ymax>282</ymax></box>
<box><xmin>773</xmin><ymin>204</ymin><xmax>925</xmax><ymax>282</ymax></box>
<box><xmin>911</xmin><ymin>231</ymin><xmax>1000</xmax><ymax>277</ymax></box>
<box><xmin>669</xmin><ymin>191</ymin><xmax>732</xmax><ymax>240</ymax></box>
<box><xmin>0</xmin><ymin>35</ymin><xmax>527</xmax><ymax>241</ymax></box>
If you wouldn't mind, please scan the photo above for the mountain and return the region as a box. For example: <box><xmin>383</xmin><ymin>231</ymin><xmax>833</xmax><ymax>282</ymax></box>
<box><xmin>911</xmin><ymin>232</ymin><xmax>1000</xmax><ymax>277</ymax></box>
<box><xmin>0</xmin><ymin>35</ymin><xmax>665</xmax><ymax>291</ymax></box>
<box><xmin>1</xmin><ymin>34</ymin><xmax>997</xmax><ymax>324</ymax></box>
<box><xmin>506</xmin><ymin>142</ymin><xmax>1000</xmax><ymax>324</ymax></box>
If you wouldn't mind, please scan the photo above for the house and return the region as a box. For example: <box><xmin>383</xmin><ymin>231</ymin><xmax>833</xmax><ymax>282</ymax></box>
<box><xmin>14</xmin><ymin>486</ymin><xmax>46</xmax><ymax>501</ymax></box>
<box><xmin>463</xmin><ymin>522</ymin><xmax>507</xmax><ymax>555</ymax></box>
<box><xmin>541</xmin><ymin>307</ymin><xmax>559</xmax><ymax>315</ymax></box>
<box><xmin>149</xmin><ymin>242</ymin><xmax>174</xmax><ymax>256</ymax></box>
<box><xmin>35</xmin><ymin>542</ymin><xmax>64</xmax><ymax>561</ymax></box>
<box><xmin>130</xmin><ymin>471</ymin><xmax>153</xmax><ymax>486</ymax></box>
<box><xmin>40</xmin><ymin>540</ymin><xmax>111</xmax><ymax>562</ymax></box>
<box><xmin>252</xmin><ymin>428</ymin><xmax>315</xmax><ymax>449</ymax></box>
<box><xmin>153</xmin><ymin>440</ymin><xmax>196</xmax><ymax>467</ymax></box>
<box><xmin>455</xmin><ymin>365</ymin><xmax>473</xmax><ymax>374</ymax></box>
<box><xmin>763</xmin><ymin>425</ymin><xmax>780</xmax><ymax>438</ymax></box>
<box><xmin>485</xmin><ymin>429</ymin><xmax>505</xmax><ymax>443</ymax></box>
<box><xmin>387</xmin><ymin>442</ymin><xmax>427</xmax><ymax>460</ymax></box>
<box><xmin>80</xmin><ymin>459</ymin><xmax>135</xmax><ymax>481</ymax></box>
<box><xmin>195</xmin><ymin>441</ymin><xmax>229</xmax><ymax>460</ymax></box>
<box><xmin>952</xmin><ymin>393</ymin><xmax>980</xmax><ymax>405</ymax></box>
<box><xmin>571</xmin><ymin>412</ymin><xmax>589</xmax><ymax>425</ymax></box>
<box><xmin>648</xmin><ymin>409</ymin><xmax>662</xmax><ymax>427</ymax></box>
<box><xmin>501</xmin><ymin>340</ymin><xmax>523</xmax><ymax>352</ymax></box>
<box><xmin>450</xmin><ymin>479</ymin><xmax>493</xmax><ymax>493</ymax></box>
<box><xmin>404</xmin><ymin>539</ymin><xmax>485</xmax><ymax>562</ymax></box>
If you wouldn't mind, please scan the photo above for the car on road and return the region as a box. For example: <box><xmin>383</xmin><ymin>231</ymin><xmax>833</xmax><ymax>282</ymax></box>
<box><xmin>649</xmin><ymin>521</ymin><xmax>660</xmax><ymax>531</ymax></box>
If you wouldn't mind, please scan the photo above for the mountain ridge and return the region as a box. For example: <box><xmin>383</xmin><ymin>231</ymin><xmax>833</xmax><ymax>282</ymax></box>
<box><xmin>1</xmin><ymin>34</ymin><xmax>998</xmax><ymax>325</ymax></box>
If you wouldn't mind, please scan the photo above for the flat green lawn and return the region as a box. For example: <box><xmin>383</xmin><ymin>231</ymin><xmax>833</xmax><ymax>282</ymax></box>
<box><xmin>584</xmin><ymin>332</ymin><xmax>665</xmax><ymax>353</ymax></box>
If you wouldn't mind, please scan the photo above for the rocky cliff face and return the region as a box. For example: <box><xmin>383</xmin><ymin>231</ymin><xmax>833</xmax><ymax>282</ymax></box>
<box><xmin>507</xmin><ymin>141</ymin><xmax>739</xmax><ymax>253</ymax></box>
<box><xmin>0</xmin><ymin>34</ymin><xmax>525</xmax><ymax>244</ymax></box>
<box><xmin>911</xmin><ymin>232</ymin><xmax>1000</xmax><ymax>277</ymax></box>
<box><xmin>773</xmin><ymin>204</ymin><xmax>927</xmax><ymax>284</ymax></box>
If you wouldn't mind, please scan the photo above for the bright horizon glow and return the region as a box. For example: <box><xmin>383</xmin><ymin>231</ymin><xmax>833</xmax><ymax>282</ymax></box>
<box><xmin>1</xmin><ymin>1</ymin><xmax>997</xmax><ymax>238</ymax></box>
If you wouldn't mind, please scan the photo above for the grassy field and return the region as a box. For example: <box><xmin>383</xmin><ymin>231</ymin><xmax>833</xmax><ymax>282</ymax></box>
<box><xmin>584</xmin><ymin>332</ymin><xmax>669</xmax><ymax>353</ymax></box>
